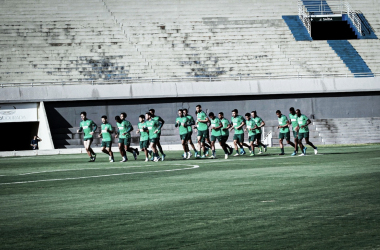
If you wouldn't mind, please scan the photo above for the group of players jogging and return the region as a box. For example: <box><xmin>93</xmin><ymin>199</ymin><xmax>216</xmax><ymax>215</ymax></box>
<box><xmin>78</xmin><ymin>105</ymin><xmax>317</xmax><ymax>162</ymax></box>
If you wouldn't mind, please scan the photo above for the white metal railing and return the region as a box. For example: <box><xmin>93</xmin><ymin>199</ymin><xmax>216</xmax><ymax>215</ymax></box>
<box><xmin>0</xmin><ymin>72</ymin><xmax>376</xmax><ymax>88</ymax></box>
<box><xmin>298</xmin><ymin>2</ymin><xmax>311</xmax><ymax>35</ymax></box>
<box><xmin>298</xmin><ymin>0</ymin><xmax>363</xmax><ymax>36</ymax></box>
<box><xmin>345</xmin><ymin>2</ymin><xmax>362</xmax><ymax>36</ymax></box>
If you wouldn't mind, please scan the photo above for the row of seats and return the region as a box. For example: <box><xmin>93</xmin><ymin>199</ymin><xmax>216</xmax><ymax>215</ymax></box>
<box><xmin>0</xmin><ymin>0</ymin><xmax>379</xmax><ymax>82</ymax></box>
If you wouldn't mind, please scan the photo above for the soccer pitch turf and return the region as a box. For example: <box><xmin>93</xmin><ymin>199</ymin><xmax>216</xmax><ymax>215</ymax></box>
<box><xmin>0</xmin><ymin>145</ymin><xmax>379</xmax><ymax>249</ymax></box>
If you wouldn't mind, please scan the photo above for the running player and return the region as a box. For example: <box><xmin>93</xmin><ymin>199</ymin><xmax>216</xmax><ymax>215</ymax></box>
<box><xmin>208</xmin><ymin>112</ymin><xmax>228</xmax><ymax>159</ymax></box>
<box><xmin>245</xmin><ymin>113</ymin><xmax>258</xmax><ymax>156</ymax></box>
<box><xmin>251</xmin><ymin>110</ymin><xmax>268</xmax><ymax>154</ymax></box>
<box><xmin>149</xmin><ymin>109</ymin><xmax>166</xmax><ymax>161</ymax></box>
<box><xmin>145</xmin><ymin>112</ymin><xmax>162</xmax><ymax>162</ymax></box>
<box><xmin>230</xmin><ymin>109</ymin><xmax>246</xmax><ymax>156</ymax></box>
<box><xmin>77</xmin><ymin>111</ymin><xmax>97</xmax><ymax>162</ymax></box>
<box><xmin>119</xmin><ymin>112</ymin><xmax>139</xmax><ymax>161</ymax></box>
<box><xmin>175</xmin><ymin>109</ymin><xmax>190</xmax><ymax>159</ymax></box>
<box><xmin>276</xmin><ymin>110</ymin><xmax>296</xmax><ymax>155</ymax></box>
<box><xmin>218</xmin><ymin>112</ymin><xmax>233</xmax><ymax>158</ymax></box>
<box><xmin>295</xmin><ymin>109</ymin><xmax>318</xmax><ymax>156</ymax></box>
<box><xmin>183</xmin><ymin>108</ymin><xmax>198</xmax><ymax>157</ymax></box>
<box><xmin>98</xmin><ymin>115</ymin><xmax>114</xmax><ymax>162</ymax></box>
<box><xmin>289</xmin><ymin>107</ymin><xmax>302</xmax><ymax>156</ymax></box>
<box><xmin>136</xmin><ymin>115</ymin><xmax>149</xmax><ymax>162</ymax></box>
<box><xmin>195</xmin><ymin>105</ymin><xmax>211</xmax><ymax>158</ymax></box>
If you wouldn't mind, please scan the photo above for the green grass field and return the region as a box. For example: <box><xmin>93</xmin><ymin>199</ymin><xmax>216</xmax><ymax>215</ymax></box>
<box><xmin>1</xmin><ymin>145</ymin><xmax>380</xmax><ymax>249</ymax></box>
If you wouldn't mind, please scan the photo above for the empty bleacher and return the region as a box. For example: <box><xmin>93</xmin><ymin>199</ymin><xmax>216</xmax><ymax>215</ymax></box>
<box><xmin>2</xmin><ymin>0</ymin><xmax>380</xmax><ymax>83</ymax></box>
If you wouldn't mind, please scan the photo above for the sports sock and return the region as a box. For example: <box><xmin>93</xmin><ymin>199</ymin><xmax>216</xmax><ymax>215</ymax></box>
<box><xmin>212</xmin><ymin>150</ymin><xmax>215</xmax><ymax>156</ymax></box>
<box><xmin>281</xmin><ymin>148</ymin><xmax>284</xmax><ymax>154</ymax></box>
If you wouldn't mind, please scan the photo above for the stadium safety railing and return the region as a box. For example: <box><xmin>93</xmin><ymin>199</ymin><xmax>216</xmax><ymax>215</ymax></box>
<box><xmin>0</xmin><ymin>72</ymin><xmax>377</xmax><ymax>88</ymax></box>
<box><xmin>298</xmin><ymin>0</ymin><xmax>363</xmax><ymax>36</ymax></box>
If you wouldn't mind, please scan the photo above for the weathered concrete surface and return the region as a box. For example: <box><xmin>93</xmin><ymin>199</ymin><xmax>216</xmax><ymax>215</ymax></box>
<box><xmin>1</xmin><ymin>77</ymin><xmax>379</xmax><ymax>103</ymax></box>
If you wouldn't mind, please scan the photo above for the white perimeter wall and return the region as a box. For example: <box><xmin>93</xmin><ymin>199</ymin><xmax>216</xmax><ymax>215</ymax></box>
<box><xmin>0</xmin><ymin>77</ymin><xmax>380</xmax><ymax>103</ymax></box>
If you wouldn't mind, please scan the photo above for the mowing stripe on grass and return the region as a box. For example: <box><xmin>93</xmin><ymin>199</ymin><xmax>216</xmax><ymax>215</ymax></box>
<box><xmin>0</xmin><ymin>164</ymin><xmax>200</xmax><ymax>185</ymax></box>
<box><xmin>199</xmin><ymin>154</ymin><xmax>311</xmax><ymax>163</ymax></box>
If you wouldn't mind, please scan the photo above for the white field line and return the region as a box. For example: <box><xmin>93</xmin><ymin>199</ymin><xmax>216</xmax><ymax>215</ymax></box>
<box><xmin>18</xmin><ymin>165</ymin><xmax>153</xmax><ymax>176</ymax></box>
<box><xmin>0</xmin><ymin>165</ymin><xmax>200</xmax><ymax>185</ymax></box>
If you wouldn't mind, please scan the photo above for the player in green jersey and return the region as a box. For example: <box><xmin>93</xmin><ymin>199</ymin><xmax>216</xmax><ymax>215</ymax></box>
<box><xmin>295</xmin><ymin>109</ymin><xmax>318</xmax><ymax>156</ymax></box>
<box><xmin>195</xmin><ymin>105</ymin><xmax>211</xmax><ymax>158</ymax></box>
<box><xmin>175</xmin><ymin>109</ymin><xmax>191</xmax><ymax>159</ymax></box>
<box><xmin>136</xmin><ymin>115</ymin><xmax>150</xmax><ymax>162</ymax></box>
<box><xmin>117</xmin><ymin>112</ymin><xmax>139</xmax><ymax>161</ymax></box>
<box><xmin>77</xmin><ymin>111</ymin><xmax>97</xmax><ymax>162</ymax></box>
<box><xmin>149</xmin><ymin>109</ymin><xmax>166</xmax><ymax>161</ymax></box>
<box><xmin>98</xmin><ymin>115</ymin><xmax>114</xmax><ymax>162</ymax></box>
<box><xmin>245</xmin><ymin>113</ymin><xmax>259</xmax><ymax>156</ymax></box>
<box><xmin>145</xmin><ymin>112</ymin><xmax>163</xmax><ymax>162</ymax></box>
<box><xmin>218</xmin><ymin>112</ymin><xmax>233</xmax><ymax>157</ymax></box>
<box><xmin>289</xmin><ymin>107</ymin><xmax>302</xmax><ymax>156</ymax></box>
<box><xmin>183</xmin><ymin>108</ymin><xmax>198</xmax><ymax>157</ymax></box>
<box><xmin>230</xmin><ymin>109</ymin><xmax>247</xmax><ymax>156</ymax></box>
<box><xmin>209</xmin><ymin>112</ymin><xmax>229</xmax><ymax>159</ymax></box>
<box><xmin>251</xmin><ymin>110</ymin><xmax>268</xmax><ymax>154</ymax></box>
<box><xmin>276</xmin><ymin>110</ymin><xmax>296</xmax><ymax>155</ymax></box>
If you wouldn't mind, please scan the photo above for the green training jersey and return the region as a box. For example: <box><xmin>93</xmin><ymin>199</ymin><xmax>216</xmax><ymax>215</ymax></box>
<box><xmin>176</xmin><ymin>116</ymin><xmax>189</xmax><ymax>135</ymax></box>
<box><xmin>79</xmin><ymin>119</ymin><xmax>97</xmax><ymax>139</ymax></box>
<box><xmin>278</xmin><ymin>114</ymin><xmax>290</xmax><ymax>133</ymax></box>
<box><xmin>101</xmin><ymin>123</ymin><xmax>113</xmax><ymax>142</ymax></box>
<box><xmin>186</xmin><ymin>115</ymin><xmax>195</xmax><ymax>133</ymax></box>
<box><xmin>253</xmin><ymin>116</ymin><xmax>263</xmax><ymax>134</ymax></box>
<box><xmin>220</xmin><ymin>118</ymin><xmax>230</xmax><ymax>136</ymax></box>
<box><xmin>152</xmin><ymin>116</ymin><xmax>164</xmax><ymax>126</ymax></box>
<box><xmin>196</xmin><ymin>111</ymin><xmax>208</xmax><ymax>131</ymax></box>
<box><xmin>246</xmin><ymin>119</ymin><xmax>257</xmax><ymax>136</ymax></box>
<box><xmin>288</xmin><ymin>113</ymin><xmax>298</xmax><ymax>131</ymax></box>
<box><xmin>231</xmin><ymin>115</ymin><xmax>245</xmax><ymax>135</ymax></box>
<box><xmin>145</xmin><ymin>119</ymin><xmax>160</xmax><ymax>139</ymax></box>
<box><xmin>210</xmin><ymin>117</ymin><xmax>222</xmax><ymax>136</ymax></box>
<box><xmin>297</xmin><ymin>114</ymin><xmax>309</xmax><ymax>133</ymax></box>
<box><xmin>138</xmin><ymin>122</ymin><xmax>149</xmax><ymax>141</ymax></box>
<box><xmin>117</xmin><ymin>120</ymin><xmax>132</xmax><ymax>139</ymax></box>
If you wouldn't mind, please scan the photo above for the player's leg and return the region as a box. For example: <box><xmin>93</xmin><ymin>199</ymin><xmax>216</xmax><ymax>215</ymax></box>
<box><xmin>222</xmin><ymin>136</ymin><xmax>233</xmax><ymax>155</ymax></box>
<box><xmin>86</xmin><ymin>139</ymin><xmax>96</xmax><ymax>158</ymax></box>
<box><xmin>249</xmin><ymin>136</ymin><xmax>256</xmax><ymax>156</ymax></box>
<box><xmin>238</xmin><ymin>135</ymin><xmax>246</xmax><ymax>155</ymax></box>
<box><xmin>209</xmin><ymin>136</ymin><xmax>216</xmax><ymax>158</ymax></box>
<box><xmin>84</xmin><ymin>140</ymin><xmax>94</xmax><ymax>161</ymax></box>
<box><xmin>140</xmin><ymin>140</ymin><xmax>149</xmax><ymax>161</ymax></box>
<box><xmin>305</xmin><ymin>134</ymin><xmax>317</xmax><ymax>154</ymax></box>
<box><xmin>292</xmin><ymin>131</ymin><xmax>299</xmax><ymax>156</ymax></box>
<box><xmin>150</xmin><ymin>140</ymin><xmax>159</xmax><ymax>162</ymax></box>
<box><xmin>124</xmin><ymin>138</ymin><xmax>139</xmax><ymax>160</ymax></box>
<box><xmin>107</xmin><ymin>144</ymin><xmax>114</xmax><ymax>162</ymax></box>
<box><xmin>83</xmin><ymin>140</ymin><xmax>92</xmax><ymax>157</ymax></box>
<box><xmin>157</xmin><ymin>138</ymin><xmax>166</xmax><ymax>160</ymax></box>
<box><xmin>118</xmin><ymin>141</ymin><xmax>127</xmax><ymax>162</ymax></box>
<box><xmin>279</xmin><ymin>134</ymin><xmax>285</xmax><ymax>155</ymax></box>
<box><xmin>298</xmin><ymin>134</ymin><xmax>305</xmax><ymax>156</ymax></box>
<box><xmin>218</xmin><ymin>137</ymin><xmax>228</xmax><ymax>159</ymax></box>
<box><xmin>197</xmin><ymin>134</ymin><xmax>203</xmax><ymax>157</ymax></box>
<box><xmin>187</xmin><ymin>132</ymin><xmax>198</xmax><ymax>157</ymax></box>
<box><xmin>101</xmin><ymin>142</ymin><xmax>111</xmax><ymax>161</ymax></box>
<box><xmin>180</xmin><ymin>134</ymin><xmax>187</xmax><ymax>159</ymax></box>
<box><xmin>258</xmin><ymin>133</ymin><xmax>267</xmax><ymax>154</ymax></box>
<box><xmin>233</xmin><ymin>135</ymin><xmax>240</xmax><ymax>156</ymax></box>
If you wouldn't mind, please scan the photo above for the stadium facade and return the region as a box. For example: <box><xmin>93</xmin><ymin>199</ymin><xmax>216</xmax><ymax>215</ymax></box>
<box><xmin>1</xmin><ymin>0</ymin><xmax>380</xmax><ymax>151</ymax></box>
